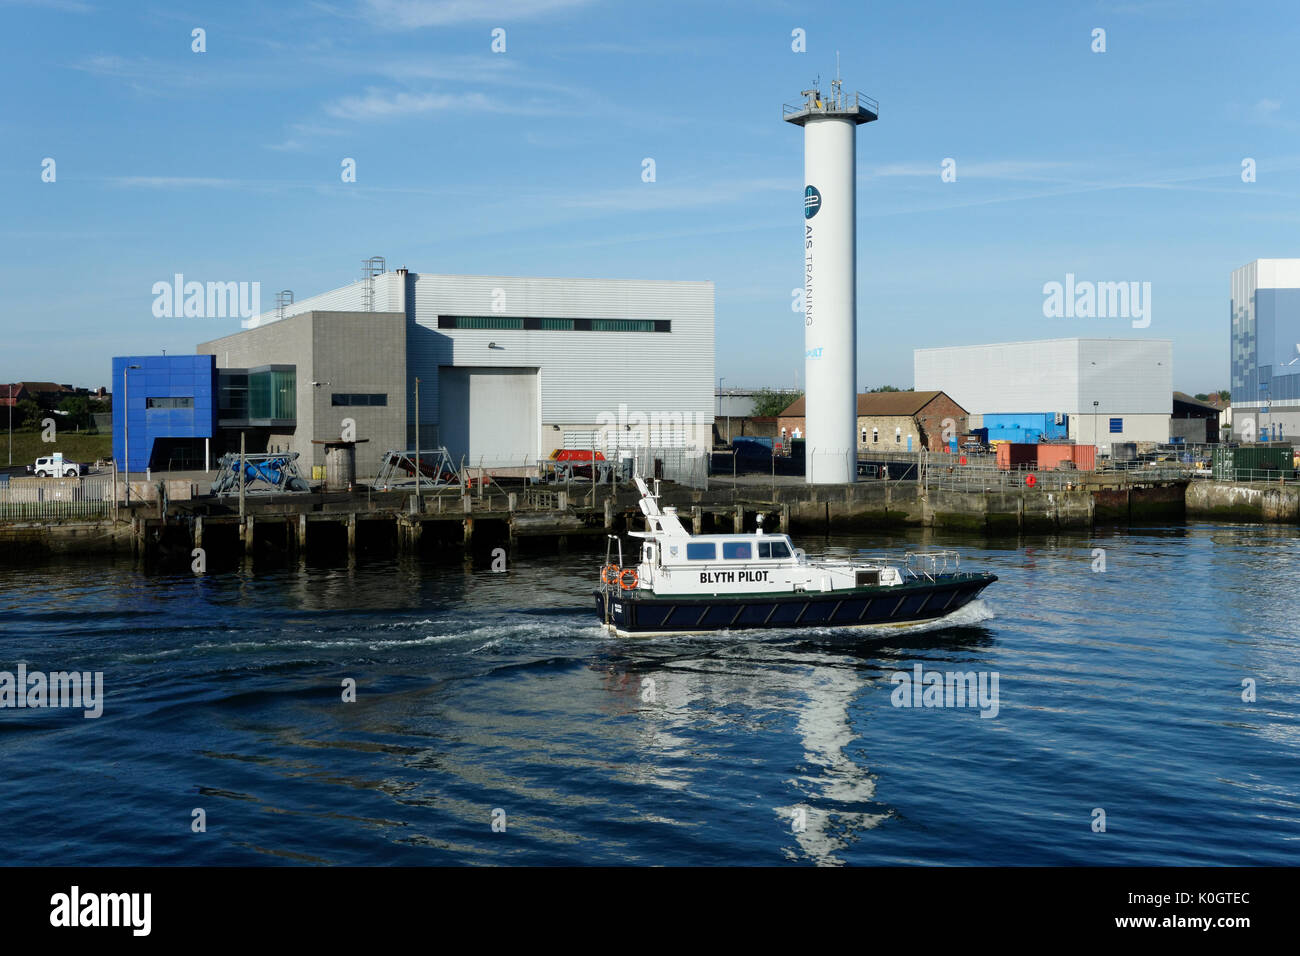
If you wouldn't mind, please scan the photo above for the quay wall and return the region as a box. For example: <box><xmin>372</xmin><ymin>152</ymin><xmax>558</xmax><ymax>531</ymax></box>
<box><xmin>0</xmin><ymin>520</ymin><xmax>133</xmax><ymax>558</ymax></box>
<box><xmin>0</xmin><ymin>479</ymin><xmax>1294</xmax><ymax>564</ymax></box>
<box><xmin>1184</xmin><ymin>482</ymin><xmax>1300</xmax><ymax>522</ymax></box>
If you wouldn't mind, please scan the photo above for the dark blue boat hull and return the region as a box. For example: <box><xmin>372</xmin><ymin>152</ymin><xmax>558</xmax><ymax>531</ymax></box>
<box><xmin>593</xmin><ymin>573</ymin><xmax>997</xmax><ymax>634</ymax></box>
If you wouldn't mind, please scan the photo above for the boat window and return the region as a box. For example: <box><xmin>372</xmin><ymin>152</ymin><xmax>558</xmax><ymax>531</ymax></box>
<box><xmin>722</xmin><ymin>541</ymin><xmax>752</xmax><ymax>560</ymax></box>
<box><xmin>686</xmin><ymin>542</ymin><xmax>716</xmax><ymax>560</ymax></box>
<box><xmin>758</xmin><ymin>541</ymin><xmax>771</xmax><ymax>559</ymax></box>
<box><xmin>768</xmin><ymin>541</ymin><xmax>791</xmax><ymax>559</ymax></box>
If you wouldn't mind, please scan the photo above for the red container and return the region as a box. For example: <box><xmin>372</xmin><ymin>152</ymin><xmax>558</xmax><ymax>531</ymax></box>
<box><xmin>994</xmin><ymin>443</ymin><xmax>1039</xmax><ymax>470</ymax></box>
<box><xmin>996</xmin><ymin>442</ymin><xmax>1096</xmax><ymax>471</ymax></box>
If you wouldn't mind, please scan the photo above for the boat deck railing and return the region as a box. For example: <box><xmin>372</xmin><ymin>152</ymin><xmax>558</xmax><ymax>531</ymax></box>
<box><xmin>849</xmin><ymin>550</ymin><xmax>965</xmax><ymax>581</ymax></box>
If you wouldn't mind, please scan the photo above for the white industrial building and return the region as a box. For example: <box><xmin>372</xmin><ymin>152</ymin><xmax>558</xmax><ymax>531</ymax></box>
<box><xmin>914</xmin><ymin>337</ymin><xmax>1173</xmax><ymax>450</ymax></box>
<box><xmin>201</xmin><ymin>265</ymin><xmax>714</xmax><ymax>475</ymax></box>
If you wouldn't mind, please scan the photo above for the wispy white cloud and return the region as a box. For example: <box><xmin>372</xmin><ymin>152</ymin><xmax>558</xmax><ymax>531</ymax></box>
<box><xmin>868</xmin><ymin>159</ymin><xmax>1073</xmax><ymax>181</ymax></box>
<box><xmin>1097</xmin><ymin>0</ymin><xmax>1213</xmax><ymax>14</ymax></box>
<box><xmin>559</xmin><ymin>177</ymin><xmax>788</xmax><ymax>213</ymax></box>
<box><xmin>266</xmin><ymin>122</ymin><xmax>347</xmax><ymax>151</ymax></box>
<box><xmin>325</xmin><ymin>87</ymin><xmax>498</xmax><ymax>120</ymax></box>
<box><xmin>371</xmin><ymin>55</ymin><xmax>589</xmax><ymax>98</ymax></box>
<box><xmin>1244</xmin><ymin>97</ymin><xmax>1296</xmax><ymax>130</ymax></box>
<box><xmin>858</xmin><ymin>158</ymin><xmax>1300</xmax><ymax>218</ymax></box>
<box><xmin>359</xmin><ymin>0</ymin><xmax>596</xmax><ymax>28</ymax></box>
<box><xmin>108</xmin><ymin>176</ymin><xmax>248</xmax><ymax>188</ymax></box>
<box><xmin>0</xmin><ymin>0</ymin><xmax>94</xmax><ymax>12</ymax></box>
<box><xmin>324</xmin><ymin>84</ymin><xmax>566</xmax><ymax>120</ymax></box>
<box><xmin>69</xmin><ymin>53</ymin><xmax>271</xmax><ymax>95</ymax></box>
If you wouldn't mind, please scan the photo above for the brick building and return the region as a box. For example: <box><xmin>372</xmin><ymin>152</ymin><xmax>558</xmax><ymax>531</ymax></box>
<box><xmin>778</xmin><ymin>390</ymin><xmax>968</xmax><ymax>452</ymax></box>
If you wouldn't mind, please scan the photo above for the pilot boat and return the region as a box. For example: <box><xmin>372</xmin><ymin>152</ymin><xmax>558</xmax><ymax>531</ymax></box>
<box><xmin>594</xmin><ymin>476</ymin><xmax>997</xmax><ymax>636</ymax></box>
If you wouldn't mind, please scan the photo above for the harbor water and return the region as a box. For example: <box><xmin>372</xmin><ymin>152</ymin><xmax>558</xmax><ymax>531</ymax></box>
<box><xmin>1</xmin><ymin>523</ymin><xmax>1297</xmax><ymax>866</ymax></box>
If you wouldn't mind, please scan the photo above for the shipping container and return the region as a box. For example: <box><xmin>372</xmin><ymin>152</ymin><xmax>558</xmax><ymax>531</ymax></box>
<box><xmin>983</xmin><ymin>412</ymin><xmax>1069</xmax><ymax>444</ymax></box>
<box><xmin>995</xmin><ymin>442</ymin><xmax>1094</xmax><ymax>471</ymax></box>
<box><xmin>1231</xmin><ymin>444</ymin><xmax>1295</xmax><ymax>479</ymax></box>
<box><xmin>994</xmin><ymin>443</ymin><xmax>1040</xmax><ymax>469</ymax></box>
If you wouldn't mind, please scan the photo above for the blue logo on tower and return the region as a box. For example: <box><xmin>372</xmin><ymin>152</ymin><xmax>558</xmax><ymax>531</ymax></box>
<box><xmin>804</xmin><ymin>185</ymin><xmax>821</xmax><ymax>219</ymax></box>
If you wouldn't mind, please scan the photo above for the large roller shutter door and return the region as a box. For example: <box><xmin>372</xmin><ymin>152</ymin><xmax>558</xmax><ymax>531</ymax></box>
<box><xmin>439</xmin><ymin>367</ymin><xmax>538</xmax><ymax>468</ymax></box>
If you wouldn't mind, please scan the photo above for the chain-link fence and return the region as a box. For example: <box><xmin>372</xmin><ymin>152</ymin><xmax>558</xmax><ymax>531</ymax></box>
<box><xmin>624</xmin><ymin>444</ymin><xmax>708</xmax><ymax>490</ymax></box>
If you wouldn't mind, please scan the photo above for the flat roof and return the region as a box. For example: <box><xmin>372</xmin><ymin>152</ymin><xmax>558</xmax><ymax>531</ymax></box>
<box><xmin>915</xmin><ymin>337</ymin><xmax>1172</xmax><ymax>353</ymax></box>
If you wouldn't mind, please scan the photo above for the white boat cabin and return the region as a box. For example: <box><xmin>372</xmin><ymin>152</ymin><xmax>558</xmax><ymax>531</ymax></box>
<box><xmin>624</xmin><ymin>477</ymin><xmax>905</xmax><ymax>597</ymax></box>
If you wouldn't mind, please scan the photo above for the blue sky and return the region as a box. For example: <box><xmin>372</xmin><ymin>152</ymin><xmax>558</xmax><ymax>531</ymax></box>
<box><xmin>2</xmin><ymin>0</ymin><xmax>1297</xmax><ymax>393</ymax></box>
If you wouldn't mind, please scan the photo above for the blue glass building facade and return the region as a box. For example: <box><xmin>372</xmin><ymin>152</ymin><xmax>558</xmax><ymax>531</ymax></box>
<box><xmin>112</xmin><ymin>355</ymin><xmax>217</xmax><ymax>471</ymax></box>
<box><xmin>1231</xmin><ymin>262</ymin><xmax>1300</xmax><ymax>410</ymax></box>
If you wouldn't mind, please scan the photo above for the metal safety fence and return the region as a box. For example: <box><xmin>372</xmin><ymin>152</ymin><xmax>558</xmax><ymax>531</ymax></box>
<box><xmin>0</xmin><ymin>472</ymin><xmax>116</xmax><ymax>520</ymax></box>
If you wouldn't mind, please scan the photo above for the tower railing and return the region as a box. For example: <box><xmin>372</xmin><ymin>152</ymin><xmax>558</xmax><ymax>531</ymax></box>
<box><xmin>783</xmin><ymin>90</ymin><xmax>878</xmax><ymax>119</ymax></box>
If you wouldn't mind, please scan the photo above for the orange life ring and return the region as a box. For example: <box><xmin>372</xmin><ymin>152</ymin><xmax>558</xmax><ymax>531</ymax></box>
<box><xmin>602</xmin><ymin>564</ymin><xmax>621</xmax><ymax>585</ymax></box>
<box><xmin>619</xmin><ymin>568</ymin><xmax>639</xmax><ymax>590</ymax></box>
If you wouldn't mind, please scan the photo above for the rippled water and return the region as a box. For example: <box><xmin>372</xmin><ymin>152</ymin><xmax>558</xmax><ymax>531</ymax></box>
<box><xmin>1</xmin><ymin>523</ymin><xmax>1297</xmax><ymax>865</ymax></box>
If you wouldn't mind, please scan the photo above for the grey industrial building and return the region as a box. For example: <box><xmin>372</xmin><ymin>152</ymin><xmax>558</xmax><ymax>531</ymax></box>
<box><xmin>197</xmin><ymin>266</ymin><xmax>714</xmax><ymax>477</ymax></box>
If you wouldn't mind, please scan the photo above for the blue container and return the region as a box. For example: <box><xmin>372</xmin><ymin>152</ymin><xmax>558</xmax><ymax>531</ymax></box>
<box><xmin>731</xmin><ymin>436</ymin><xmax>774</xmax><ymax>463</ymax></box>
<box><xmin>983</xmin><ymin>413</ymin><xmax>1068</xmax><ymax>443</ymax></box>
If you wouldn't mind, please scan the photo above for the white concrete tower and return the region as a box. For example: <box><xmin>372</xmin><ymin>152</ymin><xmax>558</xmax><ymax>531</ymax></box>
<box><xmin>785</xmin><ymin>71</ymin><xmax>877</xmax><ymax>484</ymax></box>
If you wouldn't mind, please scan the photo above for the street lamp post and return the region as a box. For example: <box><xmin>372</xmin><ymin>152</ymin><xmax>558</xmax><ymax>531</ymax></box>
<box><xmin>7</xmin><ymin>383</ymin><xmax>12</xmax><ymax>466</ymax></box>
<box><xmin>1093</xmin><ymin>401</ymin><xmax>1099</xmax><ymax>451</ymax></box>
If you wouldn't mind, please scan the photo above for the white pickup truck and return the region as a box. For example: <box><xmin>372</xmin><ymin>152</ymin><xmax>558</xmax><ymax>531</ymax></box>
<box><xmin>31</xmin><ymin>455</ymin><xmax>88</xmax><ymax>478</ymax></box>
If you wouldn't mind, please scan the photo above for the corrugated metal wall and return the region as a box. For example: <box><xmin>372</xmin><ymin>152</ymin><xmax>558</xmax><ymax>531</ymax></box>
<box><xmin>915</xmin><ymin>338</ymin><xmax>1172</xmax><ymax>418</ymax></box>
<box><xmin>406</xmin><ymin>274</ymin><xmax>714</xmax><ymax>428</ymax></box>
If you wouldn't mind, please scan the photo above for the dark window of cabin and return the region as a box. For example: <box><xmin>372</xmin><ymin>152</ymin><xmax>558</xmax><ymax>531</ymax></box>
<box><xmin>686</xmin><ymin>542</ymin><xmax>716</xmax><ymax>560</ymax></box>
<box><xmin>722</xmin><ymin>541</ymin><xmax>752</xmax><ymax>559</ymax></box>
<box><xmin>856</xmin><ymin>570</ymin><xmax>880</xmax><ymax>586</ymax></box>
<box><xmin>769</xmin><ymin>541</ymin><xmax>791</xmax><ymax>559</ymax></box>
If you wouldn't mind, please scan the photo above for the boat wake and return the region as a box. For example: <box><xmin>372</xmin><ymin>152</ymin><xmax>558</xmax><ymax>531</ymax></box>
<box><xmin>804</xmin><ymin>598</ymin><xmax>996</xmax><ymax>637</ymax></box>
